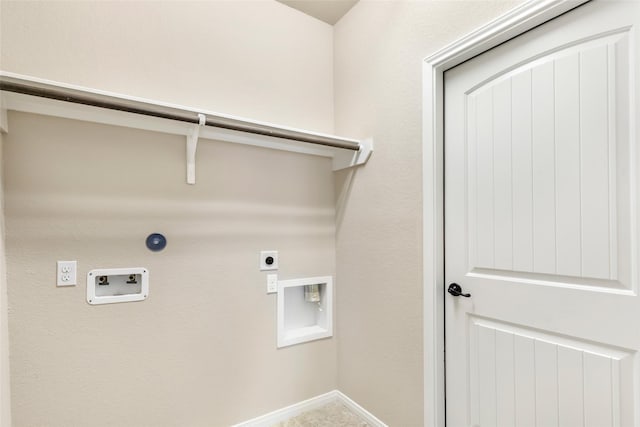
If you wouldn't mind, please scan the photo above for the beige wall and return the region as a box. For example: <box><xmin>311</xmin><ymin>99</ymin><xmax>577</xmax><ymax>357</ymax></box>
<box><xmin>1</xmin><ymin>1</ymin><xmax>336</xmax><ymax>426</ymax></box>
<box><xmin>333</xmin><ymin>1</ymin><xmax>521</xmax><ymax>425</ymax></box>
<box><xmin>1</xmin><ymin>6</ymin><xmax>11</xmax><ymax>422</ymax></box>
<box><xmin>0</xmin><ymin>0</ymin><xmax>334</xmax><ymax>134</ymax></box>
<box><xmin>0</xmin><ymin>131</ymin><xmax>10</xmax><ymax>427</ymax></box>
<box><xmin>5</xmin><ymin>113</ymin><xmax>336</xmax><ymax>426</ymax></box>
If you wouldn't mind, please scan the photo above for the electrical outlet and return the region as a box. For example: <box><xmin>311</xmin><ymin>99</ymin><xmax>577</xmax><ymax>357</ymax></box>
<box><xmin>267</xmin><ymin>274</ymin><xmax>278</xmax><ymax>294</ymax></box>
<box><xmin>259</xmin><ymin>250</ymin><xmax>278</xmax><ymax>271</ymax></box>
<box><xmin>57</xmin><ymin>260</ymin><xmax>77</xmax><ymax>286</ymax></box>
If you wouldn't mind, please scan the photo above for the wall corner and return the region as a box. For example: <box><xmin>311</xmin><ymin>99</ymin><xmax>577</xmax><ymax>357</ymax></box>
<box><xmin>0</xmin><ymin>131</ymin><xmax>11</xmax><ymax>427</ymax></box>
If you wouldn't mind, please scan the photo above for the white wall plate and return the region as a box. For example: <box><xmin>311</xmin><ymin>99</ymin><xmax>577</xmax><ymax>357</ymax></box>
<box><xmin>277</xmin><ymin>276</ymin><xmax>333</xmax><ymax>348</ymax></box>
<box><xmin>260</xmin><ymin>250</ymin><xmax>279</xmax><ymax>271</ymax></box>
<box><xmin>87</xmin><ymin>267</ymin><xmax>149</xmax><ymax>305</ymax></box>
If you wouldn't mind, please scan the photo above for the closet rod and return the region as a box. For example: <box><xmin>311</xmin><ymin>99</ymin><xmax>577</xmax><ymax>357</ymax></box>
<box><xmin>0</xmin><ymin>80</ymin><xmax>361</xmax><ymax>151</ymax></box>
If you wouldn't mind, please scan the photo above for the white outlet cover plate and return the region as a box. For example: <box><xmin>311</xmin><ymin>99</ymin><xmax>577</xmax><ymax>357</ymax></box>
<box><xmin>259</xmin><ymin>250</ymin><xmax>278</xmax><ymax>271</ymax></box>
<box><xmin>57</xmin><ymin>260</ymin><xmax>77</xmax><ymax>286</ymax></box>
<box><xmin>267</xmin><ymin>273</ymin><xmax>278</xmax><ymax>294</ymax></box>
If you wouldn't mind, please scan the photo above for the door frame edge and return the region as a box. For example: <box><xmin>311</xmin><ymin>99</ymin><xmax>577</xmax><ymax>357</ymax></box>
<box><xmin>421</xmin><ymin>1</ymin><xmax>589</xmax><ymax>426</ymax></box>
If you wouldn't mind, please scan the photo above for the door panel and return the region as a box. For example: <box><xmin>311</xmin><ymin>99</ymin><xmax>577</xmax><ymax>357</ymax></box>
<box><xmin>466</xmin><ymin>29</ymin><xmax>632</xmax><ymax>288</ymax></box>
<box><xmin>444</xmin><ymin>2</ymin><xmax>640</xmax><ymax>426</ymax></box>
<box><xmin>468</xmin><ymin>316</ymin><xmax>634</xmax><ymax>427</ymax></box>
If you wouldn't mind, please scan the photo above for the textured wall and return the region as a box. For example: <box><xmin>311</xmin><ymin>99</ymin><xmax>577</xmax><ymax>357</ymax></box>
<box><xmin>1</xmin><ymin>1</ymin><xmax>336</xmax><ymax>426</ymax></box>
<box><xmin>0</xmin><ymin>131</ymin><xmax>9</xmax><ymax>427</ymax></box>
<box><xmin>0</xmin><ymin>0</ymin><xmax>334</xmax><ymax>133</ymax></box>
<box><xmin>333</xmin><ymin>1</ymin><xmax>522</xmax><ymax>425</ymax></box>
<box><xmin>5</xmin><ymin>113</ymin><xmax>336</xmax><ymax>427</ymax></box>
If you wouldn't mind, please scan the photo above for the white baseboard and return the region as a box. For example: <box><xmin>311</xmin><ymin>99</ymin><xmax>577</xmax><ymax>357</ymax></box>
<box><xmin>231</xmin><ymin>391</ymin><xmax>338</xmax><ymax>427</ymax></box>
<box><xmin>232</xmin><ymin>390</ymin><xmax>387</xmax><ymax>427</ymax></box>
<box><xmin>335</xmin><ymin>390</ymin><xmax>387</xmax><ymax>427</ymax></box>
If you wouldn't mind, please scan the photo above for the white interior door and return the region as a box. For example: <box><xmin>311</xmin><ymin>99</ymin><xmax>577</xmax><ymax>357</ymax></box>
<box><xmin>444</xmin><ymin>1</ymin><xmax>640</xmax><ymax>426</ymax></box>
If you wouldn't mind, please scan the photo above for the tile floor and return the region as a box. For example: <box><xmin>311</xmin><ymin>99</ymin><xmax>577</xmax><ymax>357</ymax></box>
<box><xmin>271</xmin><ymin>401</ymin><xmax>370</xmax><ymax>427</ymax></box>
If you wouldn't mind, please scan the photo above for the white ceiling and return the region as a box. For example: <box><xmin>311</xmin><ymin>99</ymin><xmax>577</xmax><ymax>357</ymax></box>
<box><xmin>276</xmin><ymin>0</ymin><xmax>359</xmax><ymax>25</ymax></box>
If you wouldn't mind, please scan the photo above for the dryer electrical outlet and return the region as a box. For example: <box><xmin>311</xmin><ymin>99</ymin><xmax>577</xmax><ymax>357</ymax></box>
<box><xmin>87</xmin><ymin>267</ymin><xmax>149</xmax><ymax>305</ymax></box>
<box><xmin>259</xmin><ymin>250</ymin><xmax>278</xmax><ymax>271</ymax></box>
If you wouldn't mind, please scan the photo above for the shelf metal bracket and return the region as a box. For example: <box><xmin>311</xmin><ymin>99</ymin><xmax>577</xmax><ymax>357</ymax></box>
<box><xmin>186</xmin><ymin>113</ymin><xmax>206</xmax><ymax>185</ymax></box>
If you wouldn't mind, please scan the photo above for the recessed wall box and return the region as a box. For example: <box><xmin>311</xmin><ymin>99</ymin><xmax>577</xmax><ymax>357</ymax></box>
<box><xmin>87</xmin><ymin>267</ymin><xmax>149</xmax><ymax>305</ymax></box>
<box><xmin>277</xmin><ymin>276</ymin><xmax>333</xmax><ymax>348</ymax></box>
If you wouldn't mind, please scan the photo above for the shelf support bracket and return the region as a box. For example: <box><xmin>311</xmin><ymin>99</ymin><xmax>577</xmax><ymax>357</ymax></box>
<box><xmin>186</xmin><ymin>113</ymin><xmax>206</xmax><ymax>185</ymax></box>
<box><xmin>332</xmin><ymin>137</ymin><xmax>373</xmax><ymax>171</ymax></box>
<box><xmin>0</xmin><ymin>94</ymin><xmax>8</xmax><ymax>134</ymax></box>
